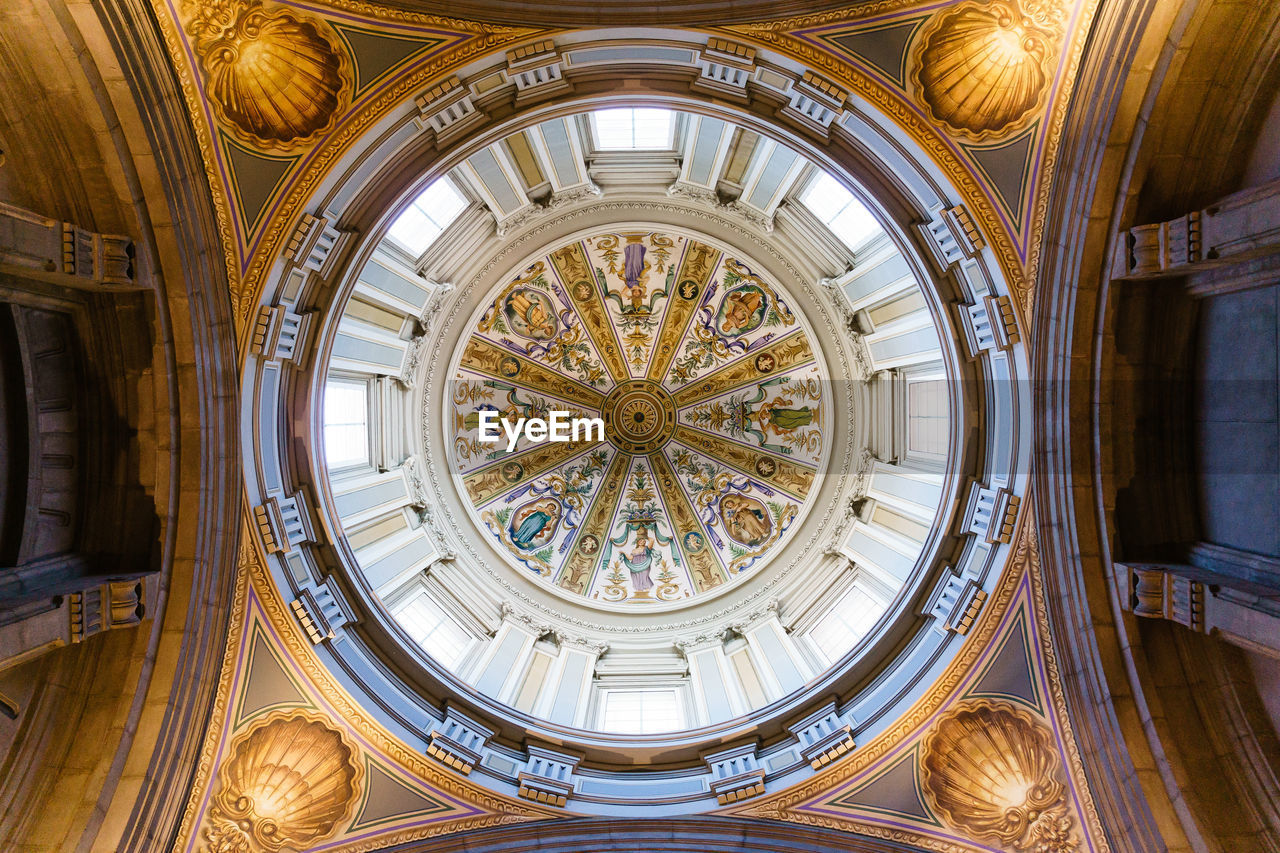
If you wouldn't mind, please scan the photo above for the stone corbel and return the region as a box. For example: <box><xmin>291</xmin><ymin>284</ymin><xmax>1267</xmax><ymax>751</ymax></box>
<box><xmin>1113</xmin><ymin>177</ymin><xmax>1280</xmax><ymax>283</ymax></box>
<box><xmin>0</xmin><ymin>201</ymin><xmax>137</xmax><ymax>289</ymax></box>
<box><xmin>1119</xmin><ymin>564</ymin><xmax>1205</xmax><ymax>631</ymax></box>
<box><xmin>704</xmin><ymin>743</ymin><xmax>766</xmax><ymax>804</ymax></box>
<box><xmin>517</xmin><ymin>746</ymin><xmax>579</xmax><ymax>807</ymax></box>
<box><xmin>1115</xmin><ymin>557</ymin><xmax>1280</xmax><ymax>657</ymax></box>
<box><xmin>1</xmin><ymin>572</ymin><xmax>156</xmax><ymax>679</ymax></box>
<box><xmin>788</xmin><ymin>701</ymin><xmax>856</xmax><ymax>769</ymax></box>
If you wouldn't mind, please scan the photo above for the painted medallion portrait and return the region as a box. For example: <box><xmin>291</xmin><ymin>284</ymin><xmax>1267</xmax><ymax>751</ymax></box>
<box><xmin>718</xmin><ymin>494</ymin><xmax>773</xmax><ymax>548</ymax></box>
<box><xmin>715</xmin><ymin>283</ymin><xmax>768</xmax><ymax>337</ymax></box>
<box><xmin>509</xmin><ymin>497</ymin><xmax>561</xmax><ymax>551</ymax></box>
<box><xmin>503</xmin><ymin>287</ymin><xmax>560</xmax><ymax>340</ymax></box>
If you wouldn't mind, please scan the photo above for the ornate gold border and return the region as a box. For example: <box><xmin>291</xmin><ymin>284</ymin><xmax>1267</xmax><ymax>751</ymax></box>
<box><xmin>146</xmin><ymin>0</ymin><xmax>542</xmax><ymax>350</ymax></box>
<box><xmin>723</xmin><ymin>0</ymin><xmax>1102</xmax><ymax>322</ymax></box>
<box><xmin>171</xmin><ymin>507</ymin><xmax>563</xmax><ymax>853</ymax></box>
<box><xmin>718</xmin><ymin>18</ymin><xmax>1031</xmax><ymax>314</ymax></box>
<box><xmin>722</xmin><ymin>496</ymin><xmax>1112</xmax><ymax>853</ymax></box>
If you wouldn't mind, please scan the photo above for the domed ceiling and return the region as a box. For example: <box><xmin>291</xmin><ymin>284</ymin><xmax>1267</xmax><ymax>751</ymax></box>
<box><xmin>136</xmin><ymin>0</ymin><xmax>1103</xmax><ymax>840</ymax></box>
<box><xmin>448</xmin><ymin>228</ymin><xmax>826</xmax><ymax>607</ymax></box>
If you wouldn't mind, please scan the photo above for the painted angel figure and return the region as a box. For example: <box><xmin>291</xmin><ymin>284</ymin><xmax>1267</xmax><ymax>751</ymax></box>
<box><xmin>618</xmin><ymin>528</ymin><xmax>656</xmax><ymax>591</ymax></box>
<box><xmin>622</xmin><ymin>242</ymin><xmax>648</xmax><ymax>311</ymax></box>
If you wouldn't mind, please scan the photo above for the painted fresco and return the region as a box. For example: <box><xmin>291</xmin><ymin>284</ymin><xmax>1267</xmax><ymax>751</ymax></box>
<box><xmin>449</xmin><ymin>228</ymin><xmax>826</xmax><ymax>606</ymax></box>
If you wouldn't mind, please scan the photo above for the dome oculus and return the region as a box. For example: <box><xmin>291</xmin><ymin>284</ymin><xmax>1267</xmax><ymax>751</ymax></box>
<box><xmin>448</xmin><ymin>229</ymin><xmax>828</xmax><ymax>607</ymax></box>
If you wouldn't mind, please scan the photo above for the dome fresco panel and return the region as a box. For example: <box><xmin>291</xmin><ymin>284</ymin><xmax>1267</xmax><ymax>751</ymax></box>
<box><xmin>448</xmin><ymin>228</ymin><xmax>827</xmax><ymax>606</ymax></box>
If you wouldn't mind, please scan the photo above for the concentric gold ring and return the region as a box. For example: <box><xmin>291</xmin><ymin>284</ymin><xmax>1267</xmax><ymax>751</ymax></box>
<box><xmin>601</xmin><ymin>380</ymin><xmax>677</xmax><ymax>454</ymax></box>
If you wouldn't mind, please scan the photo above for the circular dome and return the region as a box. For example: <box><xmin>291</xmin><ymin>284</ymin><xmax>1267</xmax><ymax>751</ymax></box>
<box><xmin>250</xmin><ymin>70</ymin><xmax>1022</xmax><ymax>776</ymax></box>
<box><xmin>447</xmin><ymin>227</ymin><xmax>828</xmax><ymax>609</ymax></box>
<box><xmin>234</xmin><ymin>26</ymin><xmax>1036</xmax><ymax>815</ymax></box>
<box><xmin>308</xmin><ymin>104</ymin><xmax>958</xmax><ymax>741</ymax></box>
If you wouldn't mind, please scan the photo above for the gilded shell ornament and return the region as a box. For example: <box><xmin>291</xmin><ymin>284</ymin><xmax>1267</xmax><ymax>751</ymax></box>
<box><xmin>920</xmin><ymin>701</ymin><xmax>1078</xmax><ymax>852</ymax></box>
<box><xmin>204</xmin><ymin>710</ymin><xmax>362</xmax><ymax>853</ymax></box>
<box><xmin>188</xmin><ymin>0</ymin><xmax>351</xmax><ymax>151</ymax></box>
<box><xmin>913</xmin><ymin>1</ymin><xmax>1054</xmax><ymax>140</ymax></box>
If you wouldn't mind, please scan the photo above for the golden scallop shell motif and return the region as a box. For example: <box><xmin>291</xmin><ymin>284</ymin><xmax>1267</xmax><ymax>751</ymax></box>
<box><xmin>188</xmin><ymin>0</ymin><xmax>352</xmax><ymax>152</ymax></box>
<box><xmin>203</xmin><ymin>710</ymin><xmax>363</xmax><ymax>853</ymax></box>
<box><xmin>920</xmin><ymin>700</ymin><xmax>1079</xmax><ymax>853</ymax></box>
<box><xmin>913</xmin><ymin>0</ymin><xmax>1056</xmax><ymax>140</ymax></box>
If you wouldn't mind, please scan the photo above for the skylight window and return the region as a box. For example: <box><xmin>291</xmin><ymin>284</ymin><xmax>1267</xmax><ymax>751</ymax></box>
<box><xmin>800</xmin><ymin>172</ymin><xmax>882</xmax><ymax>250</ymax></box>
<box><xmin>395</xmin><ymin>594</ymin><xmax>470</xmax><ymax>670</ymax></box>
<box><xmin>593</xmin><ymin>108</ymin><xmax>674</xmax><ymax>150</ymax></box>
<box><xmin>808</xmin><ymin>586</ymin><xmax>884</xmax><ymax>665</ymax></box>
<box><xmin>386</xmin><ymin>176</ymin><xmax>468</xmax><ymax>256</ymax></box>
<box><xmin>599</xmin><ymin>689</ymin><xmax>682</xmax><ymax>734</ymax></box>
<box><xmin>323</xmin><ymin>379</ymin><xmax>369</xmax><ymax>469</ymax></box>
